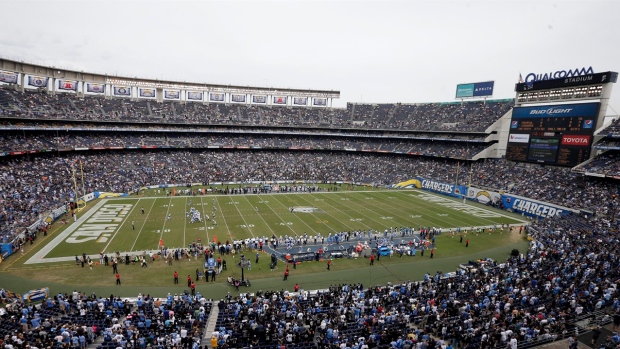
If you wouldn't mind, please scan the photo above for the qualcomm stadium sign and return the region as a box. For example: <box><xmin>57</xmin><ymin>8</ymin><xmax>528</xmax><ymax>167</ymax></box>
<box><xmin>525</xmin><ymin>66</ymin><xmax>594</xmax><ymax>83</ymax></box>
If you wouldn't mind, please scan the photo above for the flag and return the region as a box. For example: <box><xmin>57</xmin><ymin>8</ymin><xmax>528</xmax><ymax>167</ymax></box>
<box><xmin>58</xmin><ymin>79</ymin><xmax>78</xmax><ymax>91</ymax></box>
<box><xmin>252</xmin><ymin>95</ymin><xmax>266</xmax><ymax>104</ymax></box>
<box><xmin>209</xmin><ymin>93</ymin><xmax>225</xmax><ymax>101</ymax></box>
<box><xmin>187</xmin><ymin>91</ymin><xmax>203</xmax><ymax>101</ymax></box>
<box><xmin>86</xmin><ymin>83</ymin><xmax>105</xmax><ymax>93</ymax></box>
<box><xmin>231</xmin><ymin>94</ymin><xmax>246</xmax><ymax>103</ymax></box>
<box><xmin>518</xmin><ymin>73</ymin><xmax>524</xmax><ymax>83</ymax></box>
<box><xmin>164</xmin><ymin>90</ymin><xmax>180</xmax><ymax>99</ymax></box>
<box><xmin>293</xmin><ymin>97</ymin><xmax>307</xmax><ymax>105</ymax></box>
<box><xmin>0</xmin><ymin>71</ymin><xmax>18</xmax><ymax>84</ymax></box>
<box><xmin>113</xmin><ymin>86</ymin><xmax>131</xmax><ymax>96</ymax></box>
<box><xmin>28</xmin><ymin>76</ymin><xmax>49</xmax><ymax>88</ymax></box>
<box><xmin>139</xmin><ymin>88</ymin><xmax>155</xmax><ymax>98</ymax></box>
<box><xmin>313</xmin><ymin>98</ymin><xmax>327</xmax><ymax>106</ymax></box>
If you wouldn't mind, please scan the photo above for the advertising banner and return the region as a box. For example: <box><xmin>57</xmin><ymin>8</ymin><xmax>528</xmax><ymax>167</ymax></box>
<box><xmin>82</xmin><ymin>192</ymin><xmax>96</xmax><ymax>202</ymax></box>
<box><xmin>455</xmin><ymin>83</ymin><xmax>474</xmax><ymax>98</ymax></box>
<box><xmin>511</xmin><ymin>102</ymin><xmax>600</xmax><ymax>119</ymax></box>
<box><xmin>22</xmin><ymin>288</ymin><xmax>49</xmax><ymax>303</ymax></box>
<box><xmin>455</xmin><ymin>81</ymin><xmax>494</xmax><ymax>98</ymax></box>
<box><xmin>467</xmin><ymin>187</ymin><xmax>501</xmax><ymax>206</ymax></box>
<box><xmin>417</xmin><ymin>177</ymin><xmax>467</xmax><ymax>198</ymax></box>
<box><xmin>561</xmin><ymin>135</ymin><xmax>590</xmax><ymax>146</ymax></box>
<box><xmin>392</xmin><ymin>179</ymin><xmax>421</xmax><ymax>189</ymax></box>
<box><xmin>500</xmin><ymin>194</ymin><xmax>572</xmax><ymax>218</ymax></box>
<box><xmin>508</xmin><ymin>134</ymin><xmax>530</xmax><ymax>143</ymax></box>
<box><xmin>473</xmin><ymin>81</ymin><xmax>494</xmax><ymax>97</ymax></box>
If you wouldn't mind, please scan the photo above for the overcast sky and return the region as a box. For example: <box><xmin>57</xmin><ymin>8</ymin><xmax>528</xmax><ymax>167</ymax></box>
<box><xmin>1</xmin><ymin>0</ymin><xmax>619</xmax><ymax>113</ymax></box>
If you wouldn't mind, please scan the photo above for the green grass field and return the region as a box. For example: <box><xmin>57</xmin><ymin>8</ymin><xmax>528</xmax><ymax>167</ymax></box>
<box><xmin>0</xmin><ymin>188</ymin><xmax>530</xmax><ymax>299</ymax></box>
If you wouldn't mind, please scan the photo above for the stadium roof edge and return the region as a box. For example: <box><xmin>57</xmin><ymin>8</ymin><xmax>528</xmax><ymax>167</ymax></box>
<box><xmin>0</xmin><ymin>57</ymin><xmax>340</xmax><ymax>98</ymax></box>
<box><xmin>347</xmin><ymin>98</ymin><xmax>515</xmax><ymax>106</ymax></box>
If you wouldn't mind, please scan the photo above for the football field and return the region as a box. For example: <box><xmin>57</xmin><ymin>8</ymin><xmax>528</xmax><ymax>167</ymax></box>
<box><xmin>27</xmin><ymin>189</ymin><xmax>527</xmax><ymax>264</ymax></box>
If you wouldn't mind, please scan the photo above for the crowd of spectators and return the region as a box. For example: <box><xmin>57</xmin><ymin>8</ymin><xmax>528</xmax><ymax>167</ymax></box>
<box><xmin>602</xmin><ymin>118</ymin><xmax>620</xmax><ymax>137</ymax></box>
<box><xmin>3</xmin><ymin>212</ymin><xmax>619</xmax><ymax>349</ymax></box>
<box><xmin>352</xmin><ymin>100</ymin><xmax>513</xmax><ymax>132</ymax></box>
<box><xmin>2</xmin><ymin>149</ymin><xmax>620</xmax><ymax>249</ymax></box>
<box><xmin>212</xmin><ymin>212</ymin><xmax>620</xmax><ymax>349</ymax></box>
<box><xmin>0</xmin><ymin>131</ymin><xmax>485</xmax><ymax>159</ymax></box>
<box><xmin>0</xmin><ymin>290</ymin><xmax>212</xmax><ymax>349</ymax></box>
<box><xmin>0</xmin><ymin>150</ymin><xmax>435</xmax><ymax>243</ymax></box>
<box><xmin>4</xmin><ymin>72</ymin><xmax>620</xmax><ymax>349</ymax></box>
<box><xmin>0</xmin><ymin>87</ymin><xmax>512</xmax><ymax>132</ymax></box>
<box><xmin>466</xmin><ymin>160</ymin><xmax>619</xmax><ymax>217</ymax></box>
<box><xmin>577</xmin><ymin>151</ymin><xmax>620</xmax><ymax>177</ymax></box>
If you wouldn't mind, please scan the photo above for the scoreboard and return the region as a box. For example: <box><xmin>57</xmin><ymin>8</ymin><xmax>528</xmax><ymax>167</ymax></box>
<box><xmin>506</xmin><ymin>102</ymin><xmax>600</xmax><ymax>167</ymax></box>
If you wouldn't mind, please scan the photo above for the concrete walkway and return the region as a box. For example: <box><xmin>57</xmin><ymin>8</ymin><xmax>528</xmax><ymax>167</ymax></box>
<box><xmin>204</xmin><ymin>302</ymin><xmax>220</xmax><ymax>348</ymax></box>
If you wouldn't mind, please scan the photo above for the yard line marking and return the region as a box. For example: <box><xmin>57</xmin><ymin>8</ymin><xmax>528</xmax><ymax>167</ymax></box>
<box><xmin>268</xmin><ymin>194</ymin><xmax>333</xmax><ymax>235</ymax></box>
<box><xmin>316</xmin><ymin>194</ymin><xmax>379</xmax><ymax>229</ymax></box>
<box><xmin>183</xmin><ymin>197</ymin><xmax>188</xmax><ymax>247</ymax></box>
<box><xmin>295</xmin><ymin>193</ymin><xmax>356</xmax><ymax>231</ymax></box>
<box><xmin>385</xmin><ymin>190</ymin><xmax>528</xmax><ymax>226</ymax></box>
<box><xmin>265</xmin><ymin>194</ymin><xmax>320</xmax><ymax>236</ymax></box>
<box><xmin>332</xmin><ymin>191</ymin><xmax>431</xmax><ymax>228</ymax></box>
<box><xmin>130</xmin><ymin>198</ymin><xmax>158</xmax><ymax>252</ymax></box>
<box><xmin>395</xmin><ymin>190</ymin><xmax>528</xmax><ymax>222</ymax></box>
<box><xmin>241</xmin><ymin>195</ymin><xmax>277</xmax><ymax>236</ymax></box>
<box><xmin>270</xmin><ymin>194</ymin><xmax>340</xmax><ymax>234</ymax></box>
<box><xmin>214</xmin><ymin>197</ymin><xmax>235</xmax><ymax>243</ymax></box>
<box><xmin>199</xmin><ymin>196</ymin><xmax>210</xmax><ymax>243</ymax></box>
<box><xmin>156</xmin><ymin>197</ymin><xmax>174</xmax><ymax>249</ymax></box>
<box><xmin>101</xmin><ymin>198</ymin><xmax>141</xmax><ymax>253</ymax></box>
<box><xmin>228</xmin><ymin>198</ymin><xmax>256</xmax><ymax>238</ymax></box>
<box><xmin>359</xmin><ymin>190</ymin><xmax>475</xmax><ymax>228</ymax></box>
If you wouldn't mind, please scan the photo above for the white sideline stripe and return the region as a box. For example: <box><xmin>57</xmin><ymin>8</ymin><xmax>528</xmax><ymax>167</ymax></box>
<box><xmin>25</xmin><ymin>249</ymin><xmax>164</xmax><ymax>265</ymax></box>
<box><xmin>25</xmin><ymin>199</ymin><xmax>108</xmax><ymax>265</ymax></box>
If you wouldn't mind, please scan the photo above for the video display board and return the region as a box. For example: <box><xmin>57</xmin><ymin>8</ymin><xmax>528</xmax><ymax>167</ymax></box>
<box><xmin>506</xmin><ymin>102</ymin><xmax>599</xmax><ymax>167</ymax></box>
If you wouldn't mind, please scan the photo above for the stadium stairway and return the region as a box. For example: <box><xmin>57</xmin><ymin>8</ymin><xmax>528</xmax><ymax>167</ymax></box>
<box><xmin>203</xmin><ymin>301</ymin><xmax>220</xmax><ymax>348</ymax></box>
